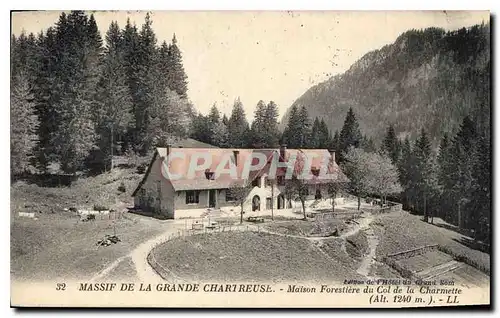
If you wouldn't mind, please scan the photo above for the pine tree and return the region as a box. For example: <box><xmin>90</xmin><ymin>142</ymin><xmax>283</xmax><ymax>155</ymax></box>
<box><xmin>207</xmin><ymin>103</ymin><xmax>228</xmax><ymax>147</ymax></box>
<box><xmin>383</xmin><ymin>124</ymin><xmax>400</xmax><ymax>163</ymax></box>
<box><xmin>318</xmin><ymin>119</ymin><xmax>330</xmax><ymax>148</ymax></box>
<box><xmin>11</xmin><ymin>31</ymin><xmax>38</xmax><ymax>86</ymax></box>
<box><xmin>361</xmin><ymin>135</ymin><xmax>376</xmax><ymax>153</ymax></box>
<box><xmin>398</xmin><ymin>137</ymin><xmax>416</xmax><ymax>211</ymax></box>
<box><xmin>437</xmin><ymin>133</ymin><xmax>454</xmax><ymax>221</ymax></box>
<box><xmin>310</xmin><ymin>117</ymin><xmax>321</xmax><ymax>148</ymax></box>
<box><xmin>228</xmin><ymin>97</ymin><xmax>250</xmax><ymax>147</ymax></box>
<box><xmin>49</xmin><ymin>11</ymin><xmax>102</xmax><ymax>173</ymax></box>
<box><xmin>157</xmin><ymin>40</ymin><xmax>170</xmax><ymax>81</ymax></box>
<box><xmin>92</xmin><ymin>21</ymin><xmax>134</xmax><ymax>172</ymax></box>
<box><xmin>298</xmin><ymin>106</ymin><xmax>311</xmax><ymax>148</ymax></box>
<box><xmin>282</xmin><ymin>104</ymin><xmax>302</xmax><ymax>148</ymax></box>
<box><xmin>134</xmin><ymin>13</ymin><xmax>158</xmax><ymax>153</ymax></box>
<box><xmin>330</xmin><ymin>130</ymin><xmax>340</xmax><ymax>153</ymax></box>
<box><xmin>208</xmin><ymin>103</ymin><xmax>221</xmax><ymax>124</ymax></box>
<box><xmin>264</xmin><ymin>101</ymin><xmax>280</xmax><ymax>148</ymax></box>
<box><xmin>413</xmin><ymin>128</ymin><xmax>435</xmax><ymax>222</ymax></box>
<box><xmin>145</xmin><ymin>87</ymin><xmax>191</xmax><ymax>148</ymax></box>
<box><xmin>250</xmin><ymin>100</ymin><xmax>267</xmax><ymax>147</ymax></box>
<box><xmin>222</xmin><ymin>114</ymin><xmax>229</xmax><ymax>126</ymax></box>
<box><xmin>338</xmin><ymin>107</ymin><xmax>362</xmax><ymax>163</ymax></box>
<box><xmin>449</xmin><ymin>116</ymin><xmax>477</xmax><ymax>228</ymax></box>
<box><xmin>468</xmin><ymin>133</ymin><xmax>490</xmax><ymax>243</ymax></box>
<box><xmin>166</xmin><ymin>34</ymin><xmax>188</xmax><ymax>98</ymax></box>
<box><xmin>32</xmin><ymin>27</ymin><xmax>58</xmax><ymax>171</ymax></box>
<box><xmin>211</xmin><ymin>120</ymin><xmax>229</xmax><ymax>148</ymax></box>
<box><xmin>11</xmin><ymin>72</ymin><xmax>39</xmax><ymax>176</ymax></box>
<box><xmin>190</xmin><ymin>113</ymin><xmax>211</xmax><ymax>144</ymax></box>
<box><xmin>121</xmin><ymin>18</ymin><xmax>141</xmax><ymax>148</ymax></box>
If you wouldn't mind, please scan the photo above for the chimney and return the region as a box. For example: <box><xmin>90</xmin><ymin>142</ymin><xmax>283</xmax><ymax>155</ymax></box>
<box><xmin>166</xmin><ymin>144</ymin><xmax>172</xmax><ymax>156</ymax></box>
<box><xmin>233</xmin><ymin>150</ymin><xmax>240</xmax><ymax>167</ymax></box>
<box><xmin>328</xmin><ymin>149</ymin><xmax>335</xmax><ymax>163</ymax></box>
<box><xmin>279</xmin><ymin>144</ymin><xmax>287</xmax><ymax>161</ymax></box>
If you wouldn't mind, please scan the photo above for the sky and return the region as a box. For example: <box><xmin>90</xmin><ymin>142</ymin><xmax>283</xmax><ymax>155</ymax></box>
<box><xmin>11</xmin><ymin>10</ymin><xmax>489</xmax><ymax>122</ymax></box>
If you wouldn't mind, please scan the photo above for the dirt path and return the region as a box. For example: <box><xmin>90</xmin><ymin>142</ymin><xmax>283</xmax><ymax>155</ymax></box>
<box><xmin>356</xmin><ymin>225</ymin><xmax>379</xmax><ymax>278</ymax></box>
<box><xmin>89</xmin><ymin>222</ymin><xmax>186</xmax><ymax>282</ymax></box>
<box><xmin>347</xmin><ymin>212</ymin><xmax>380</xmax><ymax>279</ymax></box>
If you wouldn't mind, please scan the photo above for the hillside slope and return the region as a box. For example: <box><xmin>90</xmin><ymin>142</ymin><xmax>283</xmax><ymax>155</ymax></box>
<box><xmin>283</xmin><ymin>23</ymin><xmax>490</xmax><ymax>145</ymax></box>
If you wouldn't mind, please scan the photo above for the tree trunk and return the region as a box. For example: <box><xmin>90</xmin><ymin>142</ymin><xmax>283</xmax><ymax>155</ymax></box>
<box><xmin>357</xmin><ymin>196</ymin><xmax>361</xmax><ymax>211</ymax></box>
<box><xmin>457</xmin><ymin>202</ymin><xmax>461</xmax><ymax>229</ymax></box>
<box><xmin>423</xmin><ymin>192</ymin><xmax>428</xmax><ymax>222</ymax></box>
<box><xmin>271</xmin><ymin>184</ymin><xmax>274</xmax><ymax>221</ymax></box>
<box><xmin>301</xmin><ymin>200</ymin><xmax>306</xmax><ymax>220</ymax></box>
<box><xmin>331</xmin><ymin>196</ymin><xmax>335</xmax><ymax>213</ymax></box>
<box><xmin>240</xmin><ymin>203</ymin><xmax>243</xmax><ymax>224</ymax></box>
<box><xmin>110</xmin><ymin>124</ymin><xmax>114</xmax><ymax>171</ymax></box>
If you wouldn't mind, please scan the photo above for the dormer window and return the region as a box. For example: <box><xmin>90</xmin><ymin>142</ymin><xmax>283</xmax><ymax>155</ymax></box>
<box><xmin>205</xmin><ymin>169</ymin><xmax>215</xmax><ymax>180</ymax></box>
<box><xmin>311</xmin><ymin>167</ymin><xmax>320</xmax><ymax>177</ymax></box>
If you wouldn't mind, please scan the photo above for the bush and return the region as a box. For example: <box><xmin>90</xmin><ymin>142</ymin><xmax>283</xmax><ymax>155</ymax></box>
<box><xmin>136</xmin><ymin>164</ymin><xmax>146</xmax><ymax>174</ymax></box>
<box><xmin>93</xmin><ymin>204</ymin><xmax>109</xmax><ymax>211</ymax></box>
<box><xmin>118</xmin><ymin>182</ymin><xmax>126</xmax><ymax>193</ymax></box>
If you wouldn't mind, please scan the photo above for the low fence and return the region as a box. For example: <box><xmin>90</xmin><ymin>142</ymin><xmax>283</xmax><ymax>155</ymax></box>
<box><xmin>382</xmin><ymin>244</ymin><xmax>439</xmax><ymax>280</ymax></box>
<box><xmin>382</xmin><ymin>243</ymin><xmax>490</xmax><ymax>279</ymax></box>
<box><xmin>385</xmin><ymin>244</ymin><xmax>439</xmax><ymax>261</ymax></box>
<box><xmin>372</xmin><ymin>200</ymin><xmax>403</xmax><ymax>214</ymax></box>
<box><xmin>77</xmin><ymin>210</ymin><xmax>125</xmax><ymax>222</ymax></box>
<box><xmin>312</xmin><ymin>211</ymin><xmax>362</xmax><ymax>221</ymax></box>
<box><xmin>382</xmin><ymin>256</ymin><xmax>418</xmax><ymax>280</ymax></box>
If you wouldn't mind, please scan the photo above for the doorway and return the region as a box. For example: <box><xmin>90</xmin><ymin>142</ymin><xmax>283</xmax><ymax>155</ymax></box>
<box><xmin>252</xmin><ymin>195</ymin><xmax>260</xmax><ymax>211</ymax></box>
<box><xmin>277</xmin><ymin>194</ymin><xmax>285</xmax><ymax>209</ymax></box>
<box><xmin>209</xmin><ymin>189</ymin><xmax>217</xmax><ymax>208</ymax></box>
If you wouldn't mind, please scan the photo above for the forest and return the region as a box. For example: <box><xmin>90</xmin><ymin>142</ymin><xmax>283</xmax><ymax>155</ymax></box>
<box><xmin>11</xmin><ymin>11</ymin><xmax>193</xmax><ymax>175</ymax></box>
<box><xmin>333</xmin><ymin>108</ymin><xmax>491</xmax><ymax>246</ymax></box>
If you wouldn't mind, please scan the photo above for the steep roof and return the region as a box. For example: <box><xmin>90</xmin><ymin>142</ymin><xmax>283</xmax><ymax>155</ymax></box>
<box><xmin>132</xmin><ymin>147</ymin><xmax>347</xmax><ymax>196</ymax></box>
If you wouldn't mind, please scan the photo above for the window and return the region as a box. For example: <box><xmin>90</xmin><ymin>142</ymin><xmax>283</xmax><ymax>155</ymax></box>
<box><xmin>315</xmin><ymin>188</ymin><xmax>322</xmax><ymax>200</ymax></box>
<box><xmin>277</xmin><ymin>176</ymin><xmax>285</xmax><ymax>186</ymax></box>
<box><xmin>252</xmin><ymin>176</ymin><xmax>261</xmax><ymax>188</ymax></box>
<box><xmin>266</xmin><ymin>177</ymin><xmax>273</xmax><ymax>187</ymax></box>
<box><xmin>311</xmin><ymin>167</ymin><xmax>320</xmax><ymax>177</ymax></box>
<box><xmin>186</xmin><ymin>190</ymin><xmax>200</xmax><ymax>204</ymax></box>
<box><xmin>205</xmin><ymin>169</ymin><xmax>215</xmax><ymax>180</ymax></box>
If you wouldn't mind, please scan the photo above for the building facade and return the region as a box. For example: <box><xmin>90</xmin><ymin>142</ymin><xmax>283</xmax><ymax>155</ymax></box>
<box><xmin>132</xmin><ymin>145</ymin><xmax>348</xmax><ymax>219</ymax></box>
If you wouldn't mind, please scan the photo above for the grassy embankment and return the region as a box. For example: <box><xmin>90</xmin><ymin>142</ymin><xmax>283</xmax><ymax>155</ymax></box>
<box><xmin>11</xmin><ymin>166</ymin><xmax>166</xmax><ymax>281</ymax></box>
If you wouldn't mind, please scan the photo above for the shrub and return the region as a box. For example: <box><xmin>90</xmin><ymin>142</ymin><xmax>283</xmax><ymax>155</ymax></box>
<box><xmin>136</xmin><ymin>164</ymin><xmax>147</xmax><ymax>174</ymax></box>
<box><xmin>118</xmin><ymin>182</ymin><xmax>126</xmax><ymax>193</ymax></box>
<box><xmin>93</xmin><ymin>204</ymin><xmax>109</xmax><ymax>212</ymax></box>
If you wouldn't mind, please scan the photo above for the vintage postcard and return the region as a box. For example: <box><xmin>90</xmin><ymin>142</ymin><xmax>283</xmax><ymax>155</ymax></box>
<box><xmin>10</xmin><ymin>10</ymin><xmax>491</xmax><ymax>308</ymax></box>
